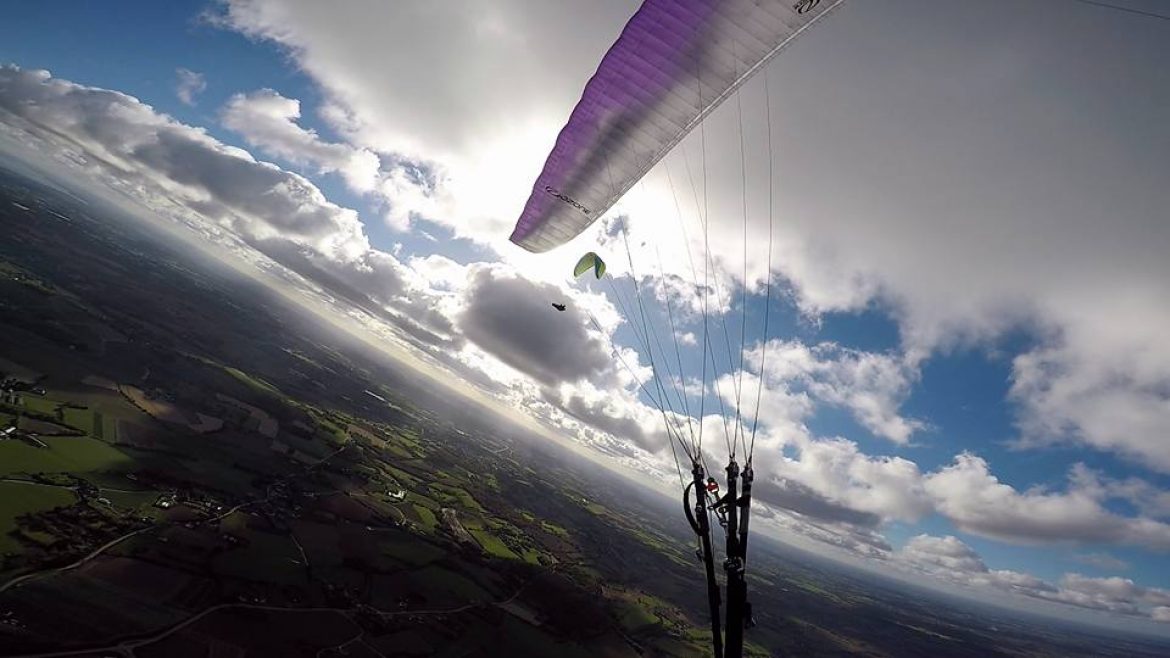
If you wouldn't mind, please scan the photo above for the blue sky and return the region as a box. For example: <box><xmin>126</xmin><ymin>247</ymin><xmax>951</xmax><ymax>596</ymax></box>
<box><xmin>2</xmin><ymin>0</ymin><xmax>1169</xmax><ymax>629</ymax></box>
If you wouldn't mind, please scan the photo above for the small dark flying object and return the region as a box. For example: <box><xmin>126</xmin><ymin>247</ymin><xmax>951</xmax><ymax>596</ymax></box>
<box><xmin>551</xmin><ymin>303</ymin><xmax>567</xmax><ymax>312</ymax></box>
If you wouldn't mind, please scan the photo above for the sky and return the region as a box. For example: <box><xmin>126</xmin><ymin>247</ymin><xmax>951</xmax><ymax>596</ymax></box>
<box><xmin>2</xmin><ymin>0</ymin><xmax>1170</xmax><ymax>631</ymax></box>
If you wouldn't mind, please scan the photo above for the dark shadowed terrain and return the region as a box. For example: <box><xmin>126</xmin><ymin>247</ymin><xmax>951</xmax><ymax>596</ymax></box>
<box><xmin>1</xmin><ymin>164</ymin><xmax>1167</xmax><ymax>657</ymax></box>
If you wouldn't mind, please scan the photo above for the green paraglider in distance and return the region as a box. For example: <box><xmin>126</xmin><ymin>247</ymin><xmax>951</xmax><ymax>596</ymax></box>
<box><xmin>573</xmin><ymin>252</ymin><xmax>606</xmax><ymax>279</ymax></box>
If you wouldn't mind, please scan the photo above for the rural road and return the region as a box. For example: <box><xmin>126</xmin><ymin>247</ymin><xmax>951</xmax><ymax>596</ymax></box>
<box><xmin>15</xmin><ymin>572</ymin><xmax>539</xmax><ymax>657</ymax></box>
<box><xmin>0</xmin><ymin>444</ymin><xmax>348</xmax><ymax>595</ymax></box>
<box><xmin>0</xmin><ymin>524</ymin><xmax>154</xmax><ymax>596</ymax></box>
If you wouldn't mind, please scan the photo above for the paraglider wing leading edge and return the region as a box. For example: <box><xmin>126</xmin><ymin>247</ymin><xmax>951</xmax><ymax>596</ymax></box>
<box><xmin>509</xmin><ymin>0</ymin><xmax>843</xmax><ymax>253</ymax></box>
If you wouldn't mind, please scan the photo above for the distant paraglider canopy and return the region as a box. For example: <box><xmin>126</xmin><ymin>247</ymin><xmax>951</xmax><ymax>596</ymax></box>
<box><xmin>509</xmin><ymin>1</ymin><xmax>846</xmax><ymax>657</ymax></box>
<box><xmin>572</xmin><ymin>251</ymin><xmax>606</xmax><ymax>279</ymax></box>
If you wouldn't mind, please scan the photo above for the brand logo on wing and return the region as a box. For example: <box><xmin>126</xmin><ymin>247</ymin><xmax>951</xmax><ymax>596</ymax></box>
<box><xmin>794</xmin><ymin>0</ymin><xmax>820</xmax><ymax>14</ymax></box>
<box><xmin>544</xmin><ymin>186</ymin><xmax>591</xmax><ymax>215</ymax></box>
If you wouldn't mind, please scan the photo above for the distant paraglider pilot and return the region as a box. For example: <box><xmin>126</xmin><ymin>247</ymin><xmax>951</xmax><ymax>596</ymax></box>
<box><xmin>551</xmin><ymin>303</ymin><xmax>567</xmax><ymax>312</ymax></box>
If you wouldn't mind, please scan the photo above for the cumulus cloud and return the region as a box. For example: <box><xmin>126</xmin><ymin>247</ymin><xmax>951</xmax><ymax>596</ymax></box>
<box><xmin>175</xmin><ymin>68</ymin><xmax>206</xmax><ymax>105</ymax></box>
<box><xmin>221</xmin><ymin>88</ymin><xmax>380</xmax><ymax>192</ymax></box>
<box><xmin>208</xmin><ymin>0</ymin><xmax>640</xmax><ymax>248</ymax></box>
<box><xmin>792</xmin><ymin>518</ymin><xmax>894</xmax><ymax>559</ymax></box>
<box><xmin>924</xmin><ymin>454</ymin><xmax>1170</xmax><ymax>550</ymax></box>
<box><xmin>0</xmin><ymin>65</ymin><xmax>468</xmax><ymax>361</ymax></box>
<box><xmin>741</xmin><ymin>435</ymin><xmax>1170</xmax><ymax>556</ymax></box>
<box><xmin>1012</xmin><ymin>336</ymin><xmax>1170</xmax><ymax>473</ymax></box>
<box><xmin>1071</xmin><ymin>552</ymin><xmax>1130</xmax><ymax>572</ymax></box>
<box><xmin>897</xmin><ymin>534</ymin><xmax>1170</xmax><ymax>621</ymax></box>
<box><xmin>0</xmin><ymin>65</ymin><xmax>367</xmax><ymax>258</ymax></box>
<box><xmin>750</xmin><ymin>339</ymin><xmax>923</xmax><ymax>444</ymax></box>
<box><xmin>1041</xmin><ymin>574</ymin><xmax>1170</xmax><ymax>618</ymax></box>
<box><xmin>899</xmin><ymin>534</ymin><xmax>992</xmax><ymax>575</ymax></box>
<box><xmin>553</xmin><ymin>380</ymin><xmax>670</xmax><ymax>454</ymax></box>
<box><xmin>751</xmin><ymin>476</ymin><xmax>883</xmax><ymax>528</ymax></box>
<box><xmin>251</xmin><ymin>237</ymin><xmax>461</xmax><ymax>353</ymax></box>
<box><xmin>761</xmin><ymin>434</ymin><xmax>931</xmax><ymax>525</ymax></box>
<box><xmin>896</xmin><ymin>534</ymin><xmax>1058</xmax><ymax>602</ymax></box>
<box><xmin>457</xmin><ymin>264</ymin><xmax>612</xmax><ymax>386</ymax></box>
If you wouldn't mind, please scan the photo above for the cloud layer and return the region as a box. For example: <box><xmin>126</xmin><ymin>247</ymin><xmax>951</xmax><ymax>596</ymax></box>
<box><xmin>899</xmin><ymin>534</ymin><xmax>1170</xmax><ymax>621</ymax></box>
<box><xmin>221</xmin><ymin>88</ymin><xmax>380</xmax><ymax>192</ymax></box>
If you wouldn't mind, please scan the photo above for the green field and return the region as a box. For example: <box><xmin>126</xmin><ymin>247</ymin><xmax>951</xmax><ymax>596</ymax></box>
<box><xmin>414</xmin><ymin>564</ymin><xmax>494</xmax><ymax>601</ymax></box>
<box><xmin>223</xmin><ymin>366</ymin><xmax>284</xmax><ymax>398</ymax></box>
<box><xmin>469</xmin><ymin>528</ymin><xmax>519</xmax><ymax>560</ymax></box>
<box><xmin>308</xmin><ymin>412</ymin><xmax>349</xmax><ymax>445</ymax></box>
<box><xmin>212</xmin><ymin>530</ymin><xmax>305</xmax><ymax>585</ymax></box>
<box><xmin>0</xmin><ymin>437</ymin><xmax>131</xmax><ymax>476</ymax></box>
<box><xmin>44</xmin><ymin>388</ymin><xmax>134</xmax><ymax>440</ymax></box>
<box><xmin>541</xmin><ymin>521</ymin><xmax>570</xmax><ymax>538</ymax></box>
<box><xmin>20</xmin><ymin>397</ymin><xmax>60</xmax><ymax>416</ymax></box>
<box><xmin>384</xmin><ymin>466</ymin><xmax>420</xmax><ymax>487</ymax></box>
<box><xmin>60</xmin><ymin>406</ymin><xmax>93</xmax><ymax>434</ymax></box>
<box><xmin>0</xmin><ymin>481</ymin><xmax>76</xmax><ymax>554</ymax></box>
<box><xmin>98</xmin><ymin>412</ymin><xmax>117</xmax><ymax>441</ymax></box>
<box><xmin>101</xmin><ymin>488</ymin><xmax>160</xmax><ymax>511</ymax></box>
<box><xmin>382</xmin><ymin>444</ymin><xmax>414</xmax><ymax>459</ymax></box>
<box><xmin>412</xmin><ymin>504</ymin><xmax>438</xmax><ymax>530</ymax></box>
<box><xmin>279</xmin><ymin>433</ymin><xmax>333</xmax><ymax>461</ymax></box>
<box><xmin>427</xmin><ymin>483</ymin><xmax>483</xmax><ymax>512</ymax></box>
<box><xmin>378</xmin><ymin>533</ymin><xmax>445</xmax><ymax>566</ymax></box>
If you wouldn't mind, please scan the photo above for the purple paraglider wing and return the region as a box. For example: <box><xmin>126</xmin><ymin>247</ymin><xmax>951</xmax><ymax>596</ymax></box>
<box><xmin>510</xmin><ymin>0</ymin><xmax>844</xmax><ymax>253</ymax></box>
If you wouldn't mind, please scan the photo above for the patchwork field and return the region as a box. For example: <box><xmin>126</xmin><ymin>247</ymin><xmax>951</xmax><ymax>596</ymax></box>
<box><xmin>0</xmin><ymin>482</ymin><xmax>76</xmax><ymax>554</ymax></box>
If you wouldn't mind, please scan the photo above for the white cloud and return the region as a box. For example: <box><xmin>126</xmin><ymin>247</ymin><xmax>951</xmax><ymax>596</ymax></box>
<box><xmin>456</xmin><ymin>264</ymin><xmax>613</xmax><ymax>386</ymax></box>
<box><xmin>552</xmin><ymin>379</ymin><xmax>670</xmax><ymax>454</ymax></box>
<box><xmin>0</xmin><ymin>66</ymin><xmax>367</xmax><ymax>258</ymax></box>
<box><xmin>220</xmin><ymin>88</ymin><xmax>381</xmax><ymax>193</ymax></box>
<box><xmin>175</xmin><ymin>68</ymin><xmax>206</xmax><ymax>106</ymax></box>
<box><xmin>896</xmin><ymin>535</ymin><xmax>1058</xmax><ymax>602</ymax></box>
<box><xmin>0</xmin><ymin>65</ymin><xmax>473</xmax><ymax>363</ymax></box>
<box><xmin>924</xmin><ymin>454</ymin><xmax>1170</xmax><ymax>550</ymax></box>
<box><xmin>1050</xmin><ymin>574</ymin><xmax>1170</xmax><ymax>616</ymax></box>
<box><xmin>209</xmin><ymin>0</ymin><xmax>638</xmax><ymax>248</ymax></box>
<box><xmin>1011</xmin><ymin>332</ymin><xmax>1170</xmax><ymax>473</ymax></box>
<box><xmin>750</xmin><ymin>339</ymin><xmax>923</xmax><ymax>444</ymax></box>
<box><xmin>1068</xmin><ymin>465</ymin><xmax>1170</xmax><ymax>521</ymax></box>
<box><xmin>1071</xmin><ymin>552</ymin><xmax>1130</xmax><ymax>572</ymax></box>
<box><xmin>897</xmin><ymin>535</ymin><xmax>1170</xmax><ymax>621</ymax></box>
<box><xmin>899</xmin><ymin>534</ymin><xmax>990</xmax><ymax>575</ymax></box>
<box><xmin>760</xmin><ymin>434</ymin><xmax>931</xmax><ymax>525</ymax></box>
